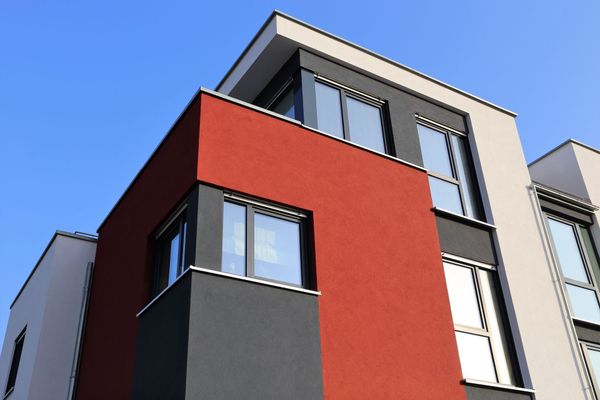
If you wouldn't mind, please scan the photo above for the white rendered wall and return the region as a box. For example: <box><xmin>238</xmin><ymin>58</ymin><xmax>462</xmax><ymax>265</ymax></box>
<box><xmin>0</xmin><ymin>234</ymin><xmax>96</xmax><ymax>400</ymax></box>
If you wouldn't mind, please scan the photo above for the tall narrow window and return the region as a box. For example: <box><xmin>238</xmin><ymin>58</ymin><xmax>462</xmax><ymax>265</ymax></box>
<box><xmin>222</xmin><ymin>196</ymin><xmax>307</xmax><ymax>288</ymax></box>
<box><xmin>154</xmin><ymin>210</ymin><xmax>188</xmax><ymax>294</ymax></box>
<box><xmin>417</xmin><ymin>122</ymin><xmax>481</xmax><ymax>219</ymax></box>
<box><xmin>546</xmin><ymin>216</ymin><xmax>600</xmax><ymax>324</ymax></box>
<box><xmin>444</xmin><ymin>260</ymin><xmax>516</xmax><ymax>385</ymax></box>
<box><xmin>5</xmin><ymin>328</ymin><xmax>26</xmax><ymax>396</ymax></box>
<box><xmin>314</xmin><ymin>80</ymin><xmax>387</xmax><ymax>153</ymax></box>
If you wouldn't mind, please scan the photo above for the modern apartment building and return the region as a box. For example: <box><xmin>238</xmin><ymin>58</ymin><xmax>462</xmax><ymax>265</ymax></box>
<box><xmin>1</xmin><ymin>10</ymin><xmax>600</xmax><ymax>400</ymax></box>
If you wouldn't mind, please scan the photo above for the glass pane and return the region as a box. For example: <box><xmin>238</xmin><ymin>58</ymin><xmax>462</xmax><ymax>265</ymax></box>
<box><xmin>254</xmin><ymin>213</ymin><xmax>302</xmax><ymax>286</ymax></box>
<box><xmin>587</xmin><ymin>348</ymin><xmax>600</xmax><ymax>391</ymax></box>
<box><xmin>443</xmin><ymin>263</ymin><xmax>483</xmax><ymax>329</ymax></box>
<box><xmin>168</xmin><ymin>232</ymin><xmax>180</xmax><ymax>285</ymax></box>
<box><xmin>566</xmin><ymin>284</ymin><xmax>600</xmax><ymax>323</ymax></box>
<box><xmin>547</xmin><ymin>218</ymin><xmax>589</xmax><ymax>283</ymax></box>
<box><xmin>478</xmin><ymin>269</ymin><xmax>516</xmax><ymax>385</ymax></box>
<box><xmin>222</xmin><ymin>202</ymin><xmax>246</xmax><ymax>276</ymax></box>
<box><xmin>450</xmin><ymin>134</ymin><xmax>480</xmax><ymax>219</ymax></box>
<box><xmin>271</xmin><ymin>87</ymin><xmax>295</xmax><ymax>119</ymax></box>
<box><xmin>581</xmin><ymin>227</ymin><xmax>600</xmax><ymax>286</ymax></box>
<box><xmin>455</xmin><ymin>332</ymin><xmax>497</xmax><ymax>382</ymax></box>
<box><xmin>6</xmin><ymin>332</ymin><xmax>25</xmax><ymax>393</ymax></box>
<box><xmin>346</xmin><ymin>96</ymin><xmax>385</xmax><ymax>153</ymax></box>
<box><xmin>429</xmin><ymin>176</ymin><xmax>464</xmax><ymax>215</ymax></box>
<box><xmin>417</xmin><ymin>124</ymin><xmax>453</xmax><ymax>176</ymax></box>
<box><xmin>315</xmin><ymin>82</ymin><xmax>344</xmax><ymax>139</ymax></box>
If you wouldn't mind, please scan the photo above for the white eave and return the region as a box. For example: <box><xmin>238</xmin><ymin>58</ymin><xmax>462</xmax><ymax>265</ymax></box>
<box><xmin>216</xmin><ymin>10</ymin><xmax>517</xmax><ymax>117</ymax></box>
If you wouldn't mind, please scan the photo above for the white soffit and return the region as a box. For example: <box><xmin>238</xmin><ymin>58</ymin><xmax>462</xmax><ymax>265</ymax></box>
<box><xmin>216</xmin><ymin>11</ymin><xmax>517</xmax><ymax>116</ymax></box>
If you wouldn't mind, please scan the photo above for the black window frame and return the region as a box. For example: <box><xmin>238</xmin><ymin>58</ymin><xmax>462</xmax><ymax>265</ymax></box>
<box><xmin>4</xmin><ymin>327</ymin><xmax>26</xmax><ymax>397</ymax></box>
<box><xmin>151</xmin><ymin>206</ymin><xmax>190</xmax><ymax>296</ymax></box>
<box><xmin>416</xmin><ymin>118</ymin><xmax>483</xmax><ymax>220</ymax></box>
<box><xmin>314</xmin><ymin>77</ymin><xmax>392</xmax><ymax>155</ymax></box>
<box><xmin>221</xmin><ymin>194</ymin><xmax>311</xmax><ymax>290</ymax></box>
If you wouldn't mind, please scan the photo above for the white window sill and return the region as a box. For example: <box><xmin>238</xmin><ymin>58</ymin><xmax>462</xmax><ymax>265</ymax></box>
<box><xmin>462</xmin><ymin>378</ymin><xmax>535</xmax><ymax>394</ymax></box>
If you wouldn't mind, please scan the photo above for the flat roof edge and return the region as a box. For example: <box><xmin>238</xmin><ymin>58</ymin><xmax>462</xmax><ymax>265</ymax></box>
<box><xmin>528</xmin><ymin>138</ymin><xmax>600</xmax><ymax>167</ymax></box>
<box><xmin>217</xmin><ymin>10</ymin><xmax>517</xmax><ymax>117</ymax></box>
<box><xmin>10</xmin><ymin>231</ymin><xmax>97</xmax><ymax>309</ymax></box>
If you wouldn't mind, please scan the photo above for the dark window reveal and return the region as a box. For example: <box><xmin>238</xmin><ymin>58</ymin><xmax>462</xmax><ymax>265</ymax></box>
<box><xmin>5</xmin><ymin>328</ymin><xmax>26</xmax><ymax>396</ymax></box>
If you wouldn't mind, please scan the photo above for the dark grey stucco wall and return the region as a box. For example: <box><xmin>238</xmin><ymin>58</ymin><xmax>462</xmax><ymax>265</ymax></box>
<box><xmin>132</xmin><ymin>273</ymin><xmax>192</xmax><ymax>400</ymax></box>
<box><xmin>436</xmin><ymin>214</ymin><xmax>497</xmax><ymax>265</ymax></box>
<box><xmin>186</xmin><ymin>271</ymin><xmax>323</xmax><ymax>400</ymax></box>
<box><xmin>465</xmin><ymin>384</ymin><xmax>533</xmax><ymax>400</ymax></box>
<box><xmin>194</xmin><ymin>184</ymin><xmax>224</xmax><ymax>271</ymax></box>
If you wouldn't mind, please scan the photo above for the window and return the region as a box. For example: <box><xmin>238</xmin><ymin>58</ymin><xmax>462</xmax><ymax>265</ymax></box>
<box><xmin>546</xmin><ymin>215</ymin><xmax>600</xmax><ymax>324</ymax></box>
<box><xmin>5</xmin><ymin>328</ymin><xmax>25</xmax><ymax>396</ymax></box>
<box><xmin>153</xmin><ymin>209</ymin><xmax>188</xmax><ymax>294</ymax></box>
<box><xmin>221</xmin><ymin>197</ymin><xmax>307</xmax><ymax>288</ymax></box>
<box><xmin>443</xmin><ymin>259</ymin><xmax>516</xmax><ymax>385</ymax></box>
<box><xmin>314</xmin><ymin>80</ymin><xmax>387</xmax><ymax>153</ymax></box>
<box><xmin>582</xmin><ymin>343</ymin><xmax>600</xmax><ymax>399</ymax></box>
<box><xmin>417</xmin><ymin>122</ymin><xmax>481</xmax><ymax>219</ymax></box>
<box><xmin>269</xmin><ymin>84</ymin><xmax>295</xmax><ymax>119</ymax></box>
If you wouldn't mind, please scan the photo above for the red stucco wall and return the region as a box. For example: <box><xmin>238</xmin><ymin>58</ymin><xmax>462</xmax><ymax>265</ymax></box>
<box><xmin>74</xmin><ymin>98</ymin><xmax>201</xmax><ymax>399</ymax></box>
<box><xmin>197</xmin><ymin>94</ymin><xmax>465</xmax><ymax>400</ymax></box>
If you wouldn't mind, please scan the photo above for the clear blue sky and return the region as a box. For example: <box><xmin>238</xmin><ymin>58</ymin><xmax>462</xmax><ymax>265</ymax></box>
<box><xmin>1</xmin><ymin>0</ymin><xmax>599</xmax><ymax>340</ymax></box>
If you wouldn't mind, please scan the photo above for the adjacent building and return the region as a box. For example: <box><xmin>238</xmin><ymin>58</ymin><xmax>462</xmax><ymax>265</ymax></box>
<box><xmin>1</xmin><ymin>11</ymin><xmax>599</xmax><ymax>400</ymax></box>
<box><xmin>0</xmin><ymin>232</ymin><xmax>96</xmax><ymax>400</ymax></box>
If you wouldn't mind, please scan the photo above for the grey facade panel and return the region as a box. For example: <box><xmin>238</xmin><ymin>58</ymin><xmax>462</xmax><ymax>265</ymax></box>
<box><xmin>131</xmin><ymin>274</ymin><xmax>192</xmax><ymax>400</ymax></box>
<box><xmin>194</xmin><ymin>184</ymin><xmax>224</xmax><ymax>271</ymax></box>
<box><xmin>436</xmin><ymin>214</ymin><xmax>497</xmax><ymax>264</ymax></box>
<box><xmin>539</xmin><ymin>198</ymin><xmax>594</xmax><ymax>225</ymax></box>
<box><xmin>464</xmin><ymin>384</ymin><xmax>533</xmax><ymax>400</ymax></box>
<box><xmin>186</xmin><ymin>271</ymin><xmax>323</xmax><ymax>400</ymax></box>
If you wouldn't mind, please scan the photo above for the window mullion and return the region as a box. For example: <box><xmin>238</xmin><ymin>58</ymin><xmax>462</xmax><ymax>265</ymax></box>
<box><xmin>447</xmin><ymin>132</ymin><xmax>468</xmax><ymax>216</ymax></box>
<box><xmin>339</xmin><ymin>90</ymin><xmax>351</xmax><ymax>141</ymax></box>
<box><xmin>246</xmin><ymin>205</ymin><xmax>255</xmax><ymax>279</ymax></box>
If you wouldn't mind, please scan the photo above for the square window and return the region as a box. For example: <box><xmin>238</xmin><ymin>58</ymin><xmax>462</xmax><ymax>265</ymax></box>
<box><xmin>222</xmin><ymin>197</ymin><xmax>308</xmax><ymax>288</ymax></box>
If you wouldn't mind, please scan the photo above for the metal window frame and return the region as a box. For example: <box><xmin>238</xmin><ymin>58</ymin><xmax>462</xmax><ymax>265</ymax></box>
<box><xmin>266</xmin><ymin>78</ymin><xmax>296</xmax><ymax>118</ymax></box>
<box><xmin>417</xmin><ymin>120</ymin><xmax>469</xmax><ymax>215</ymax></box>
<box><xmin>443</xmin><ymin>257</ymin><xmax>505</xmax><ymax>384</ymax></box>
<box><xmin>314</xmin><ymin>77</ymin><xmax>391</xmax><ymax>155</ymax></box>
<box><xmin>152</xmin><ymin>208</ymin><xmax>190</xmax><ymax>295</ymax></box>
<box><xmin>223</xmin><ymin>197</ymin><xmax>309</xmax><ymax>289</ymax></box>
<box><xmin>544</xmin><ymin>213</ymin><xmax>600</xmax><ymax>323</ymax></box>
<box><xmin>581</xmin><ymin>342</ymin><xmax>600</xmax><ymax>399</ymax></box>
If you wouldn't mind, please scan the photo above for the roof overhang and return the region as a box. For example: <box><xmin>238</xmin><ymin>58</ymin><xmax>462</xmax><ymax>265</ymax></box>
<box><xmin>216</xmin><ymin>10</ymin><xmax>517</xmax><ymax>116</ymax></box>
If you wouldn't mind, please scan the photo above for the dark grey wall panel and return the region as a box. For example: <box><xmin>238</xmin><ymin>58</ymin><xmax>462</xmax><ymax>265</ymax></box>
<box><xmin>195</xmin><ymin>184</ymin><xmax>224</xmax><ymax>271</ymax></box>
<box><xmin>132</xmin><ymin>274</ymin><xmax>192</xmax><ymax>400</ymax></box>
<box><xmin>465</xmin><ymin>384</ymin><xmax>533</xmax><ymax>400</ymax></box>
<box><xmin>297</xmin><ymin>49</ymin><xmax>467</xmax><ymax>166</ymax></box>
<box><xmin>539</xmin><ymin>198</ymin><xmax>594</xmax><ymax>225</ymax></box>
<box><xmin>186</xmin><ymin>272</ymin><xmax>323</xmax><ymax>400</ymax></box>
<box><xmin>575</xmin><ymin>321</ymin><xmax>600</xmax><ymax>344</ymax></box>
<box><xmin>436</xmin><ymin>214</ymin><xmax>497</xmax><ymax>264</ymax></box>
